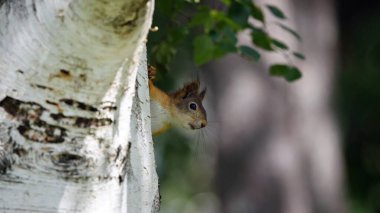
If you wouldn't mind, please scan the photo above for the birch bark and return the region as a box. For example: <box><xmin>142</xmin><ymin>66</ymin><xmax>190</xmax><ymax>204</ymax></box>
<box><xmin>0</xmin><ymin>0</ymin><xmax>158</xmax><ymax>212</ymax></box>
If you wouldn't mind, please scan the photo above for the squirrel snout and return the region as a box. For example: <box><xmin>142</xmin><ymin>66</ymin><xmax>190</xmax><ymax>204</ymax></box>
<box><xmin>200</xmin><ymin>120</ymin><xmax>207</xmax><ymax>128</ymax></box>
<box><xmin>189</xmin><ymin>120</ymin><xmax>207</xmax><ymax>130</ymax></box>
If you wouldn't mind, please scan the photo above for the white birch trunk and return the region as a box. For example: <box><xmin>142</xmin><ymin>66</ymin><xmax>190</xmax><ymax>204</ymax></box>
<box><xmin>0</xmin><ymin>0</ymin><xmax>158</xmax><ymax>212</ymax></box>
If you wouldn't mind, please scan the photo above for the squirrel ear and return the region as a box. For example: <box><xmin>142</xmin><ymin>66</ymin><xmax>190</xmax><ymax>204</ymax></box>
<box><xmin>172</xmin><ymin>87</ymin><xmax>190</xmax><ymax>100</ymax></box>
<box><xmin>183</xmin><ymin>81</ymin><xmax>199</xmax><ymax>98</ymax></box>
<box><xmin>199</xmin><ymin>88</ymin><xmax>206</xmax><ymax>101</ymax></box>
<box><xmin>172</xmin><ymin>81</ymin><xmax>200</xmax><ymax>100</ymax></box>
<box><xmin>185</xmin><ymin>81</ymin><xmax>199</xmax><ymax>92</ymax></box>
<box><xmin>182</xmin><ymin>91</ymin><xmax>190</xmax><ymax>99</ymax></box>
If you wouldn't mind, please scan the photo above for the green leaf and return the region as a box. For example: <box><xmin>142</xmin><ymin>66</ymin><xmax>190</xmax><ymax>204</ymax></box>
<box><xmin>211</xmin><ymin>27</ymin><xmax>237</xmax><ymax>58</ymax></box>
<box><xmin>220</xmin><ymin>15</ymin><xmax>241</xmax><ymax>31</ymax></box>
<box><xmin>227</xmin><ymin>1</ymin><xmax>250</xmax><ymax>28</ymax></box>
<box><xmin>189</xmin><ymin>8</ymin><xmax>214</xmax><ymax>33</ymax></box>
<box><xmin>293</xmin><ymin>52</ymin><xmax>306</xmax><ymax>60</ymax></box>
<box><xmin>277</xmin><ymin>23</ymin><xmax>301</xmax><ymax>41</ymax></box>
<box><xmin>214</xmin><ymin>44</ymin><xmax>236</xmax><ymax>59</ymax></box>
<box><xmin>269</xmin><ymin>64</ymin><xmax>302</xmax><ymax>81</ymax></box>
<box><xmin>266</xmin><ymin>5</ymin><xmax>286</xmax><ymax>19</ymax></box>
<box><xmin>250</xmin><ymin>3</ymin><xmax>265</xmax><ymax>23</ymax></box>
<box><xmin>238</xmin><ymin>46</ymin><xmax>260</xmax><ymax>61</ymax></box>
<box><xmin>251</xmin><ymin>27</ymin><xmax>273</xmax><ymax>51</ymax></box>
<box><xmin>193</xmin><ymin>35</ymin><xmax>215</xmax><ymax>65</ymax></box>
<box><xmin>208</xmin><ymin>10</ymin><xmax>240</xmax><ymax>31</ymax></box>
<box><xmin>211</xmin><ymin>27</ymin><xmax>237</xmax><ymax>44</ymax></box>
<box><xmin>271</xmin><ymin>38</ymin><xmax>288</xmax><ymax>50</ymax></box>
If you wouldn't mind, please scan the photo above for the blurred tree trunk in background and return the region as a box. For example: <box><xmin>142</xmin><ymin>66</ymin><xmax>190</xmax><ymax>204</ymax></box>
<box><xmin>208</xmin><ymin>0</ymin><xmax>346</xmax><ymax>212</ymax></box>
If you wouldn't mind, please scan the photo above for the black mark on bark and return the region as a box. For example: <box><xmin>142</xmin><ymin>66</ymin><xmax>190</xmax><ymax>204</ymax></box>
<box><xmin>17</xmin><ymin>121</ymin><xmax>66</xmax><ymax>144</ymax></box>
<box><xmin>115</xmin><ymin>145</ymin><xmax>121</xmax><ymax>161</ymax></box>
<box><xmin>31</xmin><ymin>84</ymin><xmax>54</xmax><ymax>91</ymax></box>
<box><xmin>0</xmin><ymin>96</ymin><xmax>111</xmax><ymax>144</ymax></box>
<box><xmin>75</xmin><ymin>117</ymin><xmax>111</xmax><ymax>128</ymax></box>
<box><xmin>102</xmin><ymin>105</ymin><xmax>117</xmax><ymax>111</ymax></box>
<box><xmin>51</xmin><ymin>113</ymin><xmax>112</xmax><ymax>128</ymax></box>
<box><xmin>59</xmin><ymin>69</ymin><xmax>71</xmax><ymax>76</ymax></box>
<box><xmin>31</xmin><ymin>0</ymin><xmax>37</xmax><ymax>15</ymax></box>
<box><xmin>118</xmin><ymin>142</ymin><xmax>132</xmax><ymax>184</ymax></box>
<box><xmin>55</xmin><ymin>152</ymin><xmax>83</xmax><ymax>165</ymax></box>
<box><xmin>13</xmin><ymin>147</ymin><xmax>27</xmax><ymax>157</ymax></box>
<box><xmin>60</xmin><ymin>98</ymin><xmax>98</xmax><ymax>112</ymax></box>
<box><xmin>118</xmin><ymin>175</ymin><xmax>124</xmax><ymax>184</ymax></box>
<box><xmin>128</xmin><ymin>141</ymin><xmax>132</xmax><ymax>151</ymax></box>
<box><xmin>0</xmin><ymin>129</ymin><xmax>13</xmax><ymax>174</ymax></box>
<box><xmin>120</xmin><ymin>141</ymin><xmax>132</xmax><ymax>184</ymax></box>
<box><xmin>50</xmin><ymin>152</ymin><xmax>88</xmax><ymax>178</ymax></box>
<box><xmin>46</xmin><ymin>100</ymin><xmax>59</xmax><ymax>106</ymax></box>
<box><xmin>79</xmin><ymin>74</ymin><xmax>87</xmax><ymax>82</ymax></box>
<box><xmin>0</xmin><ymin>96</ymin><xmax>67</xmax><ymax>143</ymax></box>
<box><xmin>0</xmin><ymin>96</ymin><xmax>45</xmax><ymax>120</ymax></box>
<box><xmin>0</xmin><ymin>149</ymin><xmax>12</xmax><ymax>174</ymax></box>
<box><xmin>49</xmin><ymin>69</ymin><xmax>73</xmax><ymax>81</ymax></box>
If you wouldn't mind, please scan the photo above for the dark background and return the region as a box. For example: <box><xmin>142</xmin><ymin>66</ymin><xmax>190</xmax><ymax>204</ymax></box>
<box><xmin>337</xmin><ymin>0</ymin><xmax>380</xmax><ymax>211</ymax></box>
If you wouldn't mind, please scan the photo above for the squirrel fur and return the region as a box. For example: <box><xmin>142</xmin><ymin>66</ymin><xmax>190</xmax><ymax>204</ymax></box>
<box><xmin>148</xmin><ymin>66</ymin><xmax>207</xmax><ymax>136</ymax></box>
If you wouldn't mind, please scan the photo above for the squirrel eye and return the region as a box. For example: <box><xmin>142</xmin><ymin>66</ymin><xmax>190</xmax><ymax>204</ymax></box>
<box><xmin>189</xmin><ymin>102</ymin><xmax>197</xmax><ymax>111</ymax></box>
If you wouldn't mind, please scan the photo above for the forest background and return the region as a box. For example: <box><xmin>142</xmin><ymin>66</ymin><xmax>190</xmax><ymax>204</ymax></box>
<box><xmin>148</xmin><ymin>0</ymin><xmax>380</xmax><ymax>213</ymax></box>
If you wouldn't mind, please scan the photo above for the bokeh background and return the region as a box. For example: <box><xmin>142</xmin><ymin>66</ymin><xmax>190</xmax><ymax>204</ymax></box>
<box><xmin>147</xmin><ymin>0</ymin><xmax>380</xmax><ymax>212</ymax></box>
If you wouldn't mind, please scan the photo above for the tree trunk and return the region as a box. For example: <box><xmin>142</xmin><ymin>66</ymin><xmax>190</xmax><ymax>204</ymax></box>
<box><xmin>210</xmin><ymin>0</ymin><xmax>346</xmax><ymax>212</ymax></box>
<box><xmin>0</xmin><ymin>0</ymin><xmax>158</xmax><ymax>212</ymax></box>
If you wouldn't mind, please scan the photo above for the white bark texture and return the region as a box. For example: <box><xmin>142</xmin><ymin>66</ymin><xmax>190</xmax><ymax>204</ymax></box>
<box><xmin>0</xmin><ymin>0</ymin><xmax>158</xmax><ymax>212</ymax></box>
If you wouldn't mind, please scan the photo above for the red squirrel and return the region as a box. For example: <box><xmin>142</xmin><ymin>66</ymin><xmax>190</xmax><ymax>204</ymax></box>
<box><xmin>148</xmin><ymin>66</ymin><xmax>207</xmax><ymax>136</ymax></box>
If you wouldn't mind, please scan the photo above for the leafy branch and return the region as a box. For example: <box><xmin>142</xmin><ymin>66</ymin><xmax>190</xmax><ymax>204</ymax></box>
<box><xmin>148</xmin><ymin>0</ymin><xmax>305</xmax><ymax>82</ymax></box>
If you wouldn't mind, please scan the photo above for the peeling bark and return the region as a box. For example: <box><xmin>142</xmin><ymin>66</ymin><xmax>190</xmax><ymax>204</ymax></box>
<box><xmin>0</xmin><ymin>0</ymin><xmax>158</xmax><ymax>212</ymax></box>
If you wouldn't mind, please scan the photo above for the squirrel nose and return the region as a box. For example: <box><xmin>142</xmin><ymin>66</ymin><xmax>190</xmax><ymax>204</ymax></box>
<box><xmin>200</xmin><ymin>120</ymin><xmax>207</xmax><ymax>128</ymax></box>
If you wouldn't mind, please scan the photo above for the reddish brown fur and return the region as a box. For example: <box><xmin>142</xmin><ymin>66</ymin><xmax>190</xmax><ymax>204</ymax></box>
<box><xmin>148</xmin><ymin>65</ymin><xmax>156</xmax><ymax>80</ymax></box>
<box><xmin>148</xmin><ymin>65</ymin><xmax>207</xmax><ymax>134</ymax></box>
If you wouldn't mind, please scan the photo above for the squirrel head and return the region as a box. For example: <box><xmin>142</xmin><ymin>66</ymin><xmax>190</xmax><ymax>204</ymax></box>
<box><xmin>170</xmin><ymin>80</ymin><xmax>207</xmax><ymax>130</ymax></box>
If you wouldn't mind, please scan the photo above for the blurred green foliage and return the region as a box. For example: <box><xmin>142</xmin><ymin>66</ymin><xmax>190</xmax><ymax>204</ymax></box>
<box><xmin>147</xmin><ymin>0</ymin><xmax>380</xmax><ymax>212</ymax></box>
<box><xmin>338</xmin><ymin>9</ymin><xmax>380</xmax><ymax>213</ymax></box>
<box><xmin>147</xmin><ymin>0</ymin><xmax>304</xmax><ymax>82</ymax></box>
<box><xmin>153</xmin><ymin>128</ymin><xmax>216</xmax><ymax>212</ymax></box>
<box><xmin>147</xmin><ymin>0</ymin><xmax>305</xmax><ymax>211</ymax></box>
